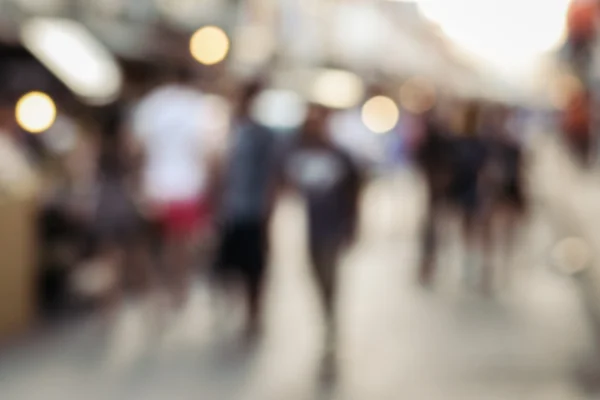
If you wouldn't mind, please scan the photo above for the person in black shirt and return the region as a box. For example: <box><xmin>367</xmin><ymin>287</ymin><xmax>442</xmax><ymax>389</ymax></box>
<box><xmin>435</xmin><ymin>102</ymin><xmax>493</xmax><ymax>293</ymax></box>
<box><xmin>478</xmin><ymin>105</ymin><xmax>527</xmax><ymax>287</ymax></box>
<box><xmin>415</xmin><ymin>111</ymin><xmax>455</xmax><ymax>286</ymax></box>
<box><xmin>275</xmin><ymin>104</ymin><xmax>362</xmax><ymax>374</ymax></box>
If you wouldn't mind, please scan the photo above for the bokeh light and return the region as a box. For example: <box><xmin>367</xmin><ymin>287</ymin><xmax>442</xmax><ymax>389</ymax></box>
<box><xmin>400</xmin><ymin>76</ymin><xmax>437</xmax><ymax>114</ymax></box>
<box><xmin>361</xmin><ymin>96</ymin><xmax>400</xmax><ymax>134</ymax></box>
<box><xmin>551</xmin><ymin>237</ymin><xmax>592</xmax><ymax>274</ymax></box>
<box><xmin>16</xmin><ymin>91</ymin><xmax>57</xmax><ymax>134</ymax></box>
<box><xmin>417</xmin><ymin>0</ymin><xmax>571</xmax><ymax>76</ymax></box>
<box><xmin>548</xmin><ymin>72</ymin><xmax>583</xmax><ymax>110</ymax></box>
<box><xmin>190</xmin><ymin>25</ymin><xmax>230</xmax><ymax>66</ymax></box>
<box><xmin>22</xmin><ymin>18</ymin><xmax>123</xmax><ymax>105</ymax></box>
<box><xmin>311</xmin><ymin>69</ymin><xmax>364</xmax><ymax>109</ymax></box>
<box><xmin>251</xmin><ymin>89</ymin><xmax>308</xmax><ymax>130</ymax></box>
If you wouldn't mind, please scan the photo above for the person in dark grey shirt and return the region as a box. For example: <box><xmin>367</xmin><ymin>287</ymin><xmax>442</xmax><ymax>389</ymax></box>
<box><xmin>275</xmin><ymin>104</ymin><xmax>362</xmax><ymax>374</ymax></box>
<box><xmin>214</xmin><ymin>81</ymin><xmax>276</xmax><ymax>337</ymax></box>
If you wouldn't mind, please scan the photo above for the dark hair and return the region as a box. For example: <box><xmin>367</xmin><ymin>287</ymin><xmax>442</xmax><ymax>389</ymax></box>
<box><xmin>238</xmin><ymin>79</ymin><xmax>266</xmax><ymax>116</ymax></box>
<box><xmin>174</xmin><ymin>65</ymin><xmax>196</xmax><ymax>84</ymax></box>
<box><xmin>99</xmin><ymin>103</ymin><xmax>124</xmax><ymax>137</ymax></box>
<box><xmin>463</xmin><ymin>102</ymin><xmax>481</xmax><ymax>135</ymax></box>
<box><xmin>98</xmin><ymin>103</ymin><xmax>126</xmax><ymax>176</ymax></box>
<box><xmin>301</xmin><ymin>103</ymin><xmax>331</xmax><ymax>136</ymax></box>
<box><xmin>0</xmin><ymin>91</ymin><xmax>15</xmax><ymax>110</ymax></box>
<box><xmin>156</xmin><ymin>65</ymin><xmax>196</xmax><ymax>86</ymax></box>
<box><xmin>240</xmin><ymin>79</ymin><xmax>265</xmax><ymax>105</ymax></box>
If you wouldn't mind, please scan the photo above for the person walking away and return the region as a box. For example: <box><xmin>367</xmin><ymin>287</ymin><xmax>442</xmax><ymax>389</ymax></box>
<box><xmin>479</xmin><ymin>105</ymin><xmax>527</xmax><ymax>288</ymax></box>
<box><xmin>213</xmin><ymin>81</ymin><xmax>277</xmax><ymax>338</ymax></box>
<box><xmin>130</xmin><ymin>82</ymin><xmax>211</xmax><ymax>309</ymax></box>
<box><xmin>91</xmin><ymin>107</ymin><xmax>154</xmax><ymax>312</ymax></box>
<box><xmin>414</xmin><ymin>110</ymin><xmax>455</xmax><ymax>286</ymax></box>
<box><xmin>449</xmin><ymin>102</ymin><xmax>490</xmax><ymax>292</ymax></box>
<box><xmin>275</xmin><ymin>104</ymin><xmax>362</xmax><ymax>375</ymax></box>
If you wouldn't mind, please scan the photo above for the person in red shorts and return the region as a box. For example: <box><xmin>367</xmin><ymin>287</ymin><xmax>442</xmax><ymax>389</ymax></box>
<box><xmin>130</xmin><ymin>75</ymin><xmax>212</xmax><ymax>308</ymax></box>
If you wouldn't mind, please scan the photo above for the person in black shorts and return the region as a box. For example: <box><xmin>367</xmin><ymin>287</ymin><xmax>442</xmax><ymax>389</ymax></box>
<box><xmin>213</xmin><ymin>81</ymin><xmax>277</xmax><ymax>338</ymax></box>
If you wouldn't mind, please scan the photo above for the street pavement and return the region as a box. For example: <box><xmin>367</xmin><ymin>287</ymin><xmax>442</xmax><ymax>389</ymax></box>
<box><xmin>1</xmin><ymin>133</ymin><xmax>600</xmax><ymax>399</ymax></box>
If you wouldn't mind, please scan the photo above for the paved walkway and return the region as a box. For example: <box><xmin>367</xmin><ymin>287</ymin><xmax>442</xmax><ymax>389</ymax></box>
<box><xmin>1</xmin><ymin>134</ymin><xmax>600</xmax><ymax>399</ymax></box>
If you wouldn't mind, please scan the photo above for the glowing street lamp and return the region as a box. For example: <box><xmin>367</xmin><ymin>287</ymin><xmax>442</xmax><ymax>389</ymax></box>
<box><xmin>190</xmin><ymin>26</ymin><xmax>230</xmax><ymax>66</ymax></box>
<box><xmin>16</xmin><ymin>91</ymin><xmax>57</xmax><ymax>134</ymax></box>
<box><xmin>361</xmin><ymin>96</ymin><xmax>400</xmax><ymax>134</ymax></box>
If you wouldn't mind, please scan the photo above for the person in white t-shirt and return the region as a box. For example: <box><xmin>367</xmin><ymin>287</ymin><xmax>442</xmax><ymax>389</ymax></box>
<box><xmin>130</xmin><ymin>82</ymin><xmax>211</xmax><ymax>307</ymax></box>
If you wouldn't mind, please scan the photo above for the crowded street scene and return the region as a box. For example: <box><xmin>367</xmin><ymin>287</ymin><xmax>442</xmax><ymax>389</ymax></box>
<box><xmin>1</xmin><ymin>0</ymin><xmax>600</xmax><ymax>399</ymax></box>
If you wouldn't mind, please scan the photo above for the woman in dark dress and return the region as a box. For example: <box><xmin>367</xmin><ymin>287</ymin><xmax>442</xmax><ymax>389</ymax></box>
<box><xmin>92</xmin><ymin>108</ymin><xmax>153</xmax><ymax>308</ymax></box>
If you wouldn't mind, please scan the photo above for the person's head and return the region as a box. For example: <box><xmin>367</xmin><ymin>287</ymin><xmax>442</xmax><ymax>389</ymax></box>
<box><xmin>301</xmin><ymin>103</ymin><xmax>331</xmax><ymax>142</ymax></box>
<box><xmin>95</xmin><ymin>103</ymin><xmax>128</xmax><ymax>172</ymax></box>
<box><xmin>424</xmin><ymin>103</ymin><xmax>445</xmax><ymax>132</ymax></box>
<box><xmin>237</xmin><ymin>79</ymin><xmax>265</xmax><ymax>118</ymax></box>
<box><xmin>101</xmin><ymin>103</ymin><xmax>124</xmax><ymax>136</ymax></box>
<box><xmin>461</xmin><ymin>101</ymin><xmax>481</xmax><ymax>137</ymax></box>
<box><xmin>365</xmin><ymin>84</ymin><xmax>384</xmax><ymax>100</ymax></box>
<box><xmin>478</xmin><ymin>102</ymin><xmax>495</xmax><ymax>132</ymax></box>
<box><xmin>489</xmin><ymin>104</ymin><xmax>510</xmax><ymax>135</ymax></box>
<box><xmin>0</xmin><ymin>94</ymin><xmax>15</xmax><ymax>132</ymax></box>
<box><xmin>161</xmin><ymin>65</ymin><xmax>196</xmax><ymax>87</ymax></box>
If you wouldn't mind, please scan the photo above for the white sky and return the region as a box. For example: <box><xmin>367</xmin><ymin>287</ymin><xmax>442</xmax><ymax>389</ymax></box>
<box><xmin>415</xmin><ymin>0</ymin><xmax>571</xmax><ymax>80</ymax></box>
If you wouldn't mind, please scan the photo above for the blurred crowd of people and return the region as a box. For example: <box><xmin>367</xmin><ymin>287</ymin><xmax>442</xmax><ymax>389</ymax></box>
<box><xmin>22</xmin><ymin>73</ymin><xmax>365</xmax><ymax>366</ymax></box>
<box><xmin>417</xmin><ymin>101</ymin><xmax>528</xmax><ymax>292</ymax></box>
<box><xmin>0</xmin><ymin>67</ymin><xmax>538</xmax><ymax>378</ymax></box>
<box><xmin>0</xmin><ymin>1</ymin><xmax>599</xmax><ymax>397</ymax></box>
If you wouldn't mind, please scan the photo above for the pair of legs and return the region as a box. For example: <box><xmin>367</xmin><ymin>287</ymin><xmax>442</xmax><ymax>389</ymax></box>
<box><xmin>462</xmin><ymin>199</ymin><xmax>523</xmax><ymax>294</ymax></box>
<box><xmin>419</xmin><ymin>170</ymin><xmax>451</xmax><ymax>286</ymax></box>
<box><xmin>308</xmin><ymin>232</ymin><xmax>344</xmax><ymax>381</ymax></box>
<box><xmin>214</xmin><ymin>219</ymin><xmax>268</xmax><ymax>336</ymax></box>
<box><xmin>310</xmin><ymin>245</ymin><xmax>338</xmax><ymax>325</ymax></box>
<box><xmin>419</xmin><ymin>194</ymin><xmax>444</xmax><ymax>286</ymax></box>
<box><xmin>92</xmin><ymin>233</ymin><xmax>155</xmax><ymax>317</ymax></box>
<box><xmin>309</xmin><ymin>231</ymin><xmax>343</xmax><ymax>339</ymax></box>
<box><xmin>447</xmin><ymin>183</ymin><xmax>493</xmax><ymax>293</ymax></box>
<box><xmin>161</xmin><ymin>234</ymin><xmax>195</xmax><ymax>308</ymax></box>
<box><xmin>460</xmin><ymin>206</ymin><xmax>492</xmax><ymax>292</ymax></box>
<box><xmin>478</xmin><ymin>196</ymin><xmax>526</xmax><ymax>290</ymax></box>
<box><xmin>153</xmin><ymin>198</ymin><xmax>205</xmax><ymax>308</ymax></box>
